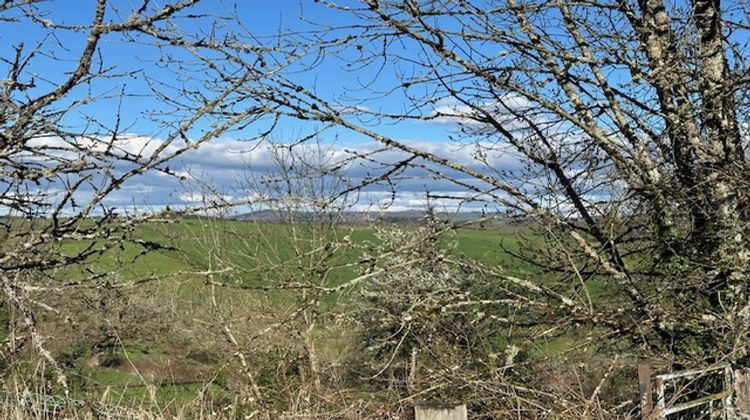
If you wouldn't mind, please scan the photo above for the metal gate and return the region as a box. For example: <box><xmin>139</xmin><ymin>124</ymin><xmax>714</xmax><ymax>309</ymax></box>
<box><xmin>654</xmin><ymin>364</ymin><xmax>734</xmax><ymax>418</ymax></box>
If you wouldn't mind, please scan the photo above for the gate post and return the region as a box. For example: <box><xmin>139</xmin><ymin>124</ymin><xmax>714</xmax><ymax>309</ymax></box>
<box><xmin>734</xmin><ymin>368</ymin><xmax>750</xmax><ymax>416</ymax></box>
<box><xmin>638</xmin><ymin>362</ymin><xmax>653</xmax><ymax>418</ymax></box>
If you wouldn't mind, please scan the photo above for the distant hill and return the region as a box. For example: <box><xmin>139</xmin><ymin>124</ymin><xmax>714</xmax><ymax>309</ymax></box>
<box><xmin>231</xmin><ymin>210</ymin><xmax>509</xmax><ymax>224</ymax></box>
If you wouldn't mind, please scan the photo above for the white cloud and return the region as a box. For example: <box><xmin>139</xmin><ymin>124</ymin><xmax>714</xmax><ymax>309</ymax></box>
<box><xmin>178</xmin><ymin>192</ymin><xmax>234</xmax><ymax>204</ymax></box>
<box><xmin>431</xmin><ymin>95</ymin><xmax>533</xmax><ymax>128</ymax></box>
<box><xmin>5</xmin><ymin>134</ymin><xmax>528</xmax><ymax>215</ymax></box>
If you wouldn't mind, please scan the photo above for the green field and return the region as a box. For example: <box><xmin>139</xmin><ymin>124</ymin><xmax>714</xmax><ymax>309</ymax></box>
<box><xmin>7</xmin><ymin>218</ymin><xmax>608</xmax><ymax>413</ymax></box>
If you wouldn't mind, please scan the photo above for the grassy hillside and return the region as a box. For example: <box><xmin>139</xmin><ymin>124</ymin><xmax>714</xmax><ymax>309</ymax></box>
<box><xmin>8</xmin><ymin>218</ymin><xmax>605</xmax><ymax>415</ymax></box>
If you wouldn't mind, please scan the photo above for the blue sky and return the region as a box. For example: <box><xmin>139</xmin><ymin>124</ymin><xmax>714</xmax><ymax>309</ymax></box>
<box><xmin>0</xmin><ymin>1</ymin><xmax>532</xmax><ymax>215</ymax></box>
<box><xmin>1</xmin><ymin>1</ymin><xmax>452</xmax><ymax>138</ymax></box>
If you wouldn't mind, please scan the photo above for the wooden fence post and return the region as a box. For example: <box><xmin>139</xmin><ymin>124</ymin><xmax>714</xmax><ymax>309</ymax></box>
<box><xmin>414</xmin><ymin>403</ymin><xmax>468</xmax><ymax>420</ymax></box>
<box><xmin>638</xmin><ymin>362</ymin><xmax>653</xmax><ymax>418</ymax></box>
<box><xmin>734</xmin><ymin>368</ymin><xmax>750</xmax><ymax>416</ymax></box>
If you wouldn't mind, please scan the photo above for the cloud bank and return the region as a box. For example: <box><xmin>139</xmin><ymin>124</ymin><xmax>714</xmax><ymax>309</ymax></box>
<box><xmin>82</xmin><ymin>136</ymin><xmax>526</xmax><ymax>214</ymax></box>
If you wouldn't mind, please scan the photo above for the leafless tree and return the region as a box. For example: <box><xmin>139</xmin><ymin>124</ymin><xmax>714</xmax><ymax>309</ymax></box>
<box><xmin>6</xmin><ymin>0</ymin><xmax>750</xmax><ymax>415</ymax></box>
<box><xmin>184</xmin><ymin>0</ymin><xmax>750</xmax><ymax>382</ymax></box>
<box><xmin>0</xmin><ymin>0</ymin><xmax>293</xmax><ymax>394</ymax></box>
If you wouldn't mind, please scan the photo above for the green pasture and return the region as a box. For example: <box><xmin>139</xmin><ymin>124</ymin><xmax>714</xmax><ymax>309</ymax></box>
<box><xmin>6</xmin><ymin>218</ymin><xmax>614</xmax><ymax>411</ymax></box>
